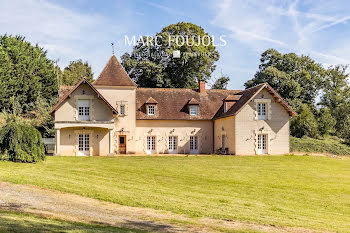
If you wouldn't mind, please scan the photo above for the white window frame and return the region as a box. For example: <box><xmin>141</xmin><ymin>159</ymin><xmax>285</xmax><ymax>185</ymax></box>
<box><xmin>146</xmin><ymin>136</ymin><xmax>156</xmax><ymax>154</ymax></box>
<box><xmin>168</xmin><ymin>136</ymin><xmax>178</xmax><ymax>154</ymax></box>
<box><xmin>190</xmin><ymin>136</ymin><xmax>199</xmax><ymax>154</ymax></box>
<box><xmin>78</xmin><ymin>134</ymin><xmax>90</xmax><ymax>156</ymax></box>
<box><xmin>147</xmin><ymin>105</ymin><xmax>156</xmax><ymax>115</ymax></box>
<box><xmin>254</xmin><ymin>99</ymin><xmax>271</xmax><ymax>120</ymax></box>
<box><xmin>257</xmin><ymin>103</ymin><xmax>267</xmax><ymax>120</ymax></box>
<box><xmin>190</xmin><ymin>105</ymin><xmax>198</xmax><ymax>116</ymax></box>
<box><xmin>78</xmin><ymin>99</ymin><xmax>90</xmax><ymax>121</ymax></box>
<box><xmin>120</xmin><ymin>104</ymin><xmax>125</xmax><ymax>116</ymax></box>
<box><xmin>257</xmin><ymin>134</ymin><xmax>268</xmax><ymax>154</ymax></box>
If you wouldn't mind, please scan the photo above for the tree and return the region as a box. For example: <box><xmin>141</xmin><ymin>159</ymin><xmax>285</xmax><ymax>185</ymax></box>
<box><xmin>121</xmin><ymin>22</ymin><xmax>220</xmax><ymax>88</ymax></box>
<box><xmin>0</xmin><ymin>121</ymin><xmax>45</xmax><ymax>163</ymax></box>
<box><xmin>290</xmin><ymin>104</ymin><xmax>319</xmax><ymax>138</ymax></box>
<box><xmin>244</xmin><ymin>49</ymin><xmax>325</xmax><ymax>109</ymax></box>
<box><xmin>211</xmin><ymin>75</ymin><xmax>230</xmax><ymax>89</ymax></box>
<box><xmin>0</xmin><ymin>35</ymin><xmax>58</xmax><ymax>114</ymax></box>
<box><xmin>319</xmin><ymin>65</ymin><xmax>350</xmax><ymax>137</ymax></box>
<box><xmin>317</xmin><ymin>107</ymin><xmax>336</xmax><ymax>136</ymax></box>
<box><xmin>61</xmin><ymin>59</ymin><xmax>93</xmax><ymax>86</ymax></box>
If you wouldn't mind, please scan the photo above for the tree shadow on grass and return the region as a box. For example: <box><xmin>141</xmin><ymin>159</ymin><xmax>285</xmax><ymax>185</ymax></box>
<box><xmin>0</xmin><ymin>211</ymin><xmax>148</xmax><ymax>233</ymax></box>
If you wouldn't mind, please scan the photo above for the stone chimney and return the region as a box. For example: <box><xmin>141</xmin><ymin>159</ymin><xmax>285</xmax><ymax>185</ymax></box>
<box><xmin>199</xmin><ymin>80</ymin><xmax>206</xmax><ymax>93</ymax></box>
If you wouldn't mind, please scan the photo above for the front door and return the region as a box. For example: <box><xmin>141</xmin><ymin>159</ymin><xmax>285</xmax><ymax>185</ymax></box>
<box><xmin>190</xmin><ymin>136</ymin><xmax>199</xmax><ymax>154</ymax></box>
<box><xmin>257</xmin><ymin>134</ymin><xmax>267</xmax><ymax>154</ymax></box>
<box><xmin>146</xmin><ymin>136</ymin><xmax>156</xmax><ymax>154</ymax></box>
<box><xmin>78</xmin><ymin>134</ymin><xmax>90</xmax><ymax>156</ymax></box>
<box><xmin>168</xmin><ymin>136</ymin><xmax>178</xmax><ymax>154</ymax></box>
<box><xmin>119</xmin><ymin>135</ymin><xmax>126</xmax><ymax>154</ymax></box>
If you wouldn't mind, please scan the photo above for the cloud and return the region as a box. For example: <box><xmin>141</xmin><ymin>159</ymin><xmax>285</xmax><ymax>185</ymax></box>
<box><xmin>0</xmin><ymin>0</ymin><xmax>128</xmax><ymax>75</ymax></box>
<box><xmin>210</xmin><ymin>0</ymin><xmax>350</xmax><ymax>68</ymax></box>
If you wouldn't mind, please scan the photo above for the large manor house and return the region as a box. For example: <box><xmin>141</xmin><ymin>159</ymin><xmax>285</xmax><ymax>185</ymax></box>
<box><xmin>51</xmin><ymin>56</ymin><xmax>296</xmax><ymax>156</ymax></box>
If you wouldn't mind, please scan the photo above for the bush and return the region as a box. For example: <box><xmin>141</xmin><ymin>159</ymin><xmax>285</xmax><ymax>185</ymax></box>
<box><xmin>290</xmin><ymin>136</ymin><xmax>350</xmax><ymax>156</ymax></box>
<box><xmin>0</xmin><ymin>122</ymin><xmax>45</xmax><ymax>162</ymax></box>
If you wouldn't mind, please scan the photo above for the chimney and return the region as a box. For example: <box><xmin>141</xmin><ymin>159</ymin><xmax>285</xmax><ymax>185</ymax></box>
<box><xmin>199</xmin><ymin>80</ymin><xmax>206</xmax><ymax>93</ymax></box>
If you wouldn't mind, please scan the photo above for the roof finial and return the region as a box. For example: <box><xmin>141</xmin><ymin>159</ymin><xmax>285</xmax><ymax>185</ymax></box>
<box><xmin>111</xmin><ymin>42</ymin><xmax>114</xmax><ymax>55</ymax></box>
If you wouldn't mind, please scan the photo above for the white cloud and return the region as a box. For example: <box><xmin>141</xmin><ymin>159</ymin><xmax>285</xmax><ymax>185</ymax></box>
<box><xmin>210</xmin><ymin>0</ymin><xmax>350</xmax><ymax>68</ymax></box>
<box><xmin>0</xmin><ymin>0</ymin><xmax>128</xmax><ymax>76</ymax></box>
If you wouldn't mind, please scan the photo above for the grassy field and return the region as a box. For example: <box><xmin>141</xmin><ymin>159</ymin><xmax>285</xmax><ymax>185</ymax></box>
<box><xmin>290</xmin><ymin>136</ymin><xmax>350</xmax><ymax>155</ymax></box>
<box><xmin>0</xmin><ymin>211</ymin><xmax>145</xmax><ymax>233</ymax></box>
<box><xmin>0</xmin><ymin>156</ymin><xmax>350</xmax><ymax>232</ymax></box>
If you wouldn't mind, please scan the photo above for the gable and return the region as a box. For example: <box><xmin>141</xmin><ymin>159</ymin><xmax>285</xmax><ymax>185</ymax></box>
<box><xmin>50</xmin><ymin>78</ymin><xmax>118</xmax><ymax>117</ymax></box>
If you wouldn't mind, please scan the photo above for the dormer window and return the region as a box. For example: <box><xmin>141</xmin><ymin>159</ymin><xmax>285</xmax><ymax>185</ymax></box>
<box><xmin>190</xmin><ymin>105</ymin><xmax>198</xmax><ymax>116</ymax></box>
<box><xmin>145</xmin><ymin>97</ymin><xmax>158</xmax><ymax>116</ymax></box>
<box><xmin>147</xmin><ymin>105</ymin><xmax>155</xmax><ymax>115</ymax></box>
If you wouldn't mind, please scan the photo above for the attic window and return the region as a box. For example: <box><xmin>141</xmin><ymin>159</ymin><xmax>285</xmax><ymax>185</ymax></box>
<box><xmin>82</xmin><ymin>90</ymin><xmax>85</xmax><ymax>95</ymax></box>
<box><xmin>147</xmin><ymin>105</ymin><xmax>155</xmax><ymax>115</ymax></box>
<box><xmin>190</xmin><ymin>105</ymin><xmax>198</xmax><ymax>116</ymax></box>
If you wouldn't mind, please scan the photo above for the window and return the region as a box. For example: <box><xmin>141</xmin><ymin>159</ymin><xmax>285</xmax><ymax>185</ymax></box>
<box><xmin>147</xmin><ymin>105</ymin><xmax>155</xmax><ymax>115</ymax></box>
<box><xmin>120</xmin><ymin>105</ymin><xmax>125</xmax><ymax>115</ymax></box>
<box><xmin>257</xmin><ymin>134</ymin><xmax>267</xmax><ymax>154</ymax></box>
<box><xmin>190</xmin><ymin>105</ymin><xmax>198</xmax><ymax>116</ymax></box>
<box><xmin>168</xmin><ymin>136</ymin><xmax>178</xmax><ymax>153</ymax></box>
<box><xmin>257</xmin><ymin>103</ymin><xmax>267</xmax><ymax>120</ymax></box>
<box><xmin>146</xmin><ymin>136</ymin><xmax>156</xmax><ymax>154</ymax></box>
<box><xmin>222</xmin><ymin>135</ymin><xmax>226</xmax><ymax>149</ymax></box>
<box><xmin>78</xmin><ymin>100</ymin><xmax>90</xmax><ymax>121</ymax></box>
<box><xmin>223</xmin><ymin>102</ymin><xmax>227</xmax><ymax>112</ymax></box>
<box><xmin>190</xmin><ymin>136</ymin><xmax>199</xmax><ymax>153</ymax></box>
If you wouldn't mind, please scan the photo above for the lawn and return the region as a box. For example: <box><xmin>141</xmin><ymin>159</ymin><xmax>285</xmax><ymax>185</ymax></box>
<box><xmin>0</xmin><ymin>156</ymin><xmax>349</xmax><ymax>232</ymax></box>
<box><xmin>0</xmin><ymin>211</ymin><xmax>145</xmax><ymax>233</ymax></box>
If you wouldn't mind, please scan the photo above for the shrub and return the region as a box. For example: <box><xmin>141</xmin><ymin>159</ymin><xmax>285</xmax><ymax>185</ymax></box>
<box><xmin>0</xmin><ymin>122</ymin><xmax>45</xmax><ymax>162</ymax></box>
<box><xmin>290</xmin><ymin>136</ymin><xmax>350</xmax><ymax>156</ymax></box>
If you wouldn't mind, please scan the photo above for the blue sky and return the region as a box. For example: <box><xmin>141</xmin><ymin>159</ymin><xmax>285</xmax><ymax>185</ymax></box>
<box><xmin>1</xmin><ymin>0</ymin><xmax>350</xmax><ymax>89</ymax></box>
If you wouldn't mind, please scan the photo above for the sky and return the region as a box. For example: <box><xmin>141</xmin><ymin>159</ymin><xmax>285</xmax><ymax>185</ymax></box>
<box><xmin>1</xmin><ymin>0</ymin><xmax>350</xmax><ymax>89</ymax></box>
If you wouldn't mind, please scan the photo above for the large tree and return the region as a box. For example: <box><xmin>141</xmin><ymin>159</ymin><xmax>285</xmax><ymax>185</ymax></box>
<box><xmin>244</xmin><ymin>49</ymin><xmax>325</xmax><ymax>110</ymax></box>
<box><xmin>0</xmin><ymin>35</ymin><xmax>58</xmax><ymax>113</ymax></box>
<box><xmin>61</xmin><ymin>59</ymin><xmax>93</xmax><ymax>86</ymax></box>
<box><xmin>121</xmin><ymin>22</ymin><xmax>220</xmax><ymax>88</ymax></box>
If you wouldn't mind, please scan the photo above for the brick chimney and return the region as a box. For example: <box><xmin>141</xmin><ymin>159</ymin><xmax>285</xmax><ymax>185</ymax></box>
<box><xmin>199</xmin><ymin>80</ymin><xmax>206</xmax><ymax>93</ymax></box>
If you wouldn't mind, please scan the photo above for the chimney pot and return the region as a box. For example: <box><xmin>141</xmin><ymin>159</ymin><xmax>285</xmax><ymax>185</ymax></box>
<box><xmin>199</xmin><ymin>80</ymin><xmax>206</xmax><ymax>93</ymax></box>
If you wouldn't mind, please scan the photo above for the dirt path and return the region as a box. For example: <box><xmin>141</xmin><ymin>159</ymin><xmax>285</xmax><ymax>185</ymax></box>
<box><xmin>0</xmin><ymin>182</ymin><xmax>321</xmax><ymax>233</ymax></box>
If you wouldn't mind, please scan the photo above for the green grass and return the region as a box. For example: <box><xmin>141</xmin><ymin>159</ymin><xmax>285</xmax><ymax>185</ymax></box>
<box><xmin>0</xmin><ymin>211</ymin><xmax>145</xmax><ymax>233</ymax></box>
<box><xmin>291</xmin><ymin>136</ymin><xmax>350</xmax><ymax>155</ymax></box>
<box><xmin>0</xmin><ymin>156</ymin><xmax>350</xmax><ymax>232</ymax></box>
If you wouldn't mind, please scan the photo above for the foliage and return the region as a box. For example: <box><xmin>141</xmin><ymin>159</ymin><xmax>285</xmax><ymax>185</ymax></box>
<box><xmin>0</xmin><ymin>35</ymin><xmax>58</xmax><ymax>114</ymax></box>
<box><xmin>290</xmin><ymin>136</ymin><xmax>350</xmax><ymax>156</ymax></box>
<box><xmin>0</xmin><ymin>156</ymin><xmax>350</xmax><ymax>232</ymax></box>
<box><xmin>211</xmin><ymin>75</ymin><xmax>230</xmax><ymax>89</ymax></box>
<box><xmin>0</xmin><ymin>121</ymin><xmax>45</xmax><ymax>162</ymax></box>
<box><xmin>61</xmin><ymin>59</ymin><xmax>93</xmax><ymax>85</ymax></box>
<box><xmin>290</xmin><ymin>104</ymin><xmax>319</xmax><ymax>138</ymax></box>
<box><xmin>121</xmin><ymin>22</ymin><xmax>220</xmax><ymax>88</ymax></box>
<box><xmin>317</xmin><ymin>107</ymin><xmax>336</xmax><ymax>136</ymax></box>
<box><xmin>244</xmin><ymin>48</ymin><xmax>325</xmax><ymax>108</ymax></box>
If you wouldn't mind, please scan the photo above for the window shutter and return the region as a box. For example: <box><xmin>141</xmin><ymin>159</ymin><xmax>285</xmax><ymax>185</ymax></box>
<box><xmin>125</xmin><ymin>102</ymin><xmax>129</xmax><ymax>115</ymax></box>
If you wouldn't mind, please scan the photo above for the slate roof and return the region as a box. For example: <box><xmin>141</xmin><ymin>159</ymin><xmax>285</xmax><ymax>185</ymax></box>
<box><xmin>93</xmin><ymin>55</ymin><xmax>137</xmax><ymax>87</ymax></box>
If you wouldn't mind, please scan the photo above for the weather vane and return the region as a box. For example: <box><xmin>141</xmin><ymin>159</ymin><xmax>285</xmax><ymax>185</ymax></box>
<box><xmin>111</xmin><ymin>42</ymin><xmax>114</xmax><ymax>55</ymax></box>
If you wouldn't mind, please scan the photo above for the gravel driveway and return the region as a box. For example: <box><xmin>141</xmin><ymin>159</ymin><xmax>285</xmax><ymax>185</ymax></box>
<box><xmin>0</xmin><ymin>182</ymin><xmax>318</xmax><ymax>233</ymax></box>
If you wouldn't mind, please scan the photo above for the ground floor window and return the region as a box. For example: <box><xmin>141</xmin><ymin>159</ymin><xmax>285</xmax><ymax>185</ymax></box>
<box><xmin>168</xmin><ymin>136</ymin><xmax>178</xmax><ymax>154</ymax></box>
<box><xmin>147</xmin><ymin>136</ymin><xmax>156</xmax><ymax>154</ymax></box>
<box><xmin>222</xmin><ymin>135</ymin><xmax>226</xmax><ymax>150</ymax></box>
<box><xmin>78</xmin><ymin>134</ymin><xmax>89</xmax><ymax>156</ymax></box>
<box><xmin>190</xmin><ymin>136</ymin><xmax>199</xmax><ymax>154</ymax></box>
<box><xmin>257</xmin><ymin>134</ymin><xmax>267</xmax><ymax>154</ymax></box>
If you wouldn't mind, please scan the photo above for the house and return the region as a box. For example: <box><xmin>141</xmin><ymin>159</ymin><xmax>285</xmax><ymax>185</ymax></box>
<box><xmin>50</xmin><ymin>55</ymin><xmax>297</xmax><ymax>156</ymax></box>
